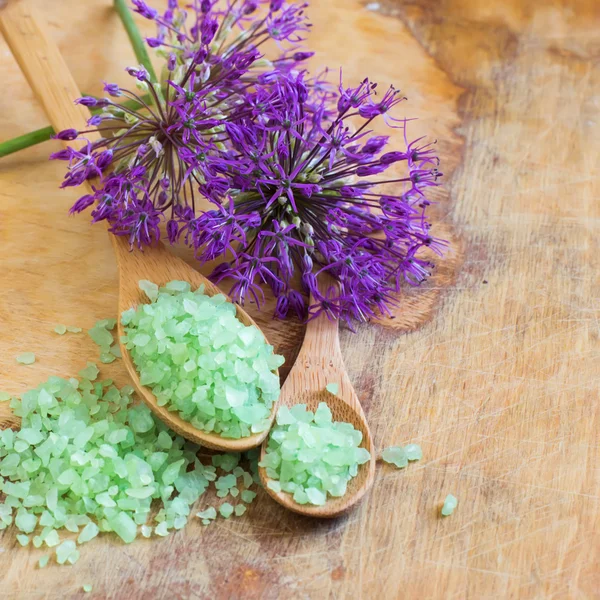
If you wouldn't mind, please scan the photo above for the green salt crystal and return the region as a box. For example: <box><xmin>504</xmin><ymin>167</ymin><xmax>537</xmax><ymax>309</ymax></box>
<box><xmin>77</xmin><ymin>522</ymin><xmax>99</xmax><ymax>544</ymax></box>
<box><xmin>382</xmin><ymin>446</ymin><xmax>408</xmax><ymax>468</ymax></box>
<box><xmin>100</xmin><ymin>353</ymin><xmax>116</xmax><ymax>364</ymax></box>
<box><xmin>66</xmin><ymin>326</ymin><xmax>82</xmax><ymax>333</ymax></box>
<box><xmin>196</xmin><ymin>507</ymin><xmax>217</xmax><ymax>520</ymax></box>
<box><xmin>18</xmin><ymin>428</ymin><xmax>44</xmax><ymax>445</ymax></box>
<box><xmin>16</xmin><ymin>352</ymin><xmax>36</xmax><ymax>365</ymax></box>
<box><xmin>67</xmin><ymin>549</ymin><xmax>80</xmax><ymax>565</ymax></box>
<box><xmin>325</xmin><ymin>383</ymin><xmax>339</xmax><ymax>396</ymax></box>
<box><xmin>54</xmin><ymin>324</ymin><xmax>67</xmax><ymax>335</ymax></box>
<box><xmin>15</xmin><ymin>509</ymin><xmax>37</xmax><ymax>533</ymax></box>
<box><xmin>305</xmin><ymin>487</ymin><xmax>326</xmax><ymax>506</ymax></box>
<box><xmin>266</xmin><ymin>480</ymin><xmax>281</xmax><ymax>493</ymax></box>
<box><xmin>16</xmin><ymin>534</ymin><xmax>29</xmax><ymax>546</ymax></box>
<box><xmin>234</xmin><ymin>504</ymin><xmax>246</xmax><ymax>517</ymax></box>
<box><xmin>162</xmin><ymin>459</ymin><xmax>184</xmax><ymax>486</ymax></box>
<box><xmin>242</xmin><ymin>472</ymin><xmax>253</xmax><ymax>488</ymax></box>
<box><xmin>141</xmin><ymin>525</ymin><xmax>152</xmax><ymax>538</ymax></box>
<box><xmin>110</xmin><ymin>344</ymin><xmax>122</xmax><ymax>358</ymax></box>
<box><xmin>164</xmin><ymin>280</ymin><xmax>190</xmax><ymax>293</ymax></box>
<box><xmin>201</xmin><ymin>519</ymin><xmax>211</xmax><ymax>526</ymax></box>
<box><xmin>78</xmin><ymin>363</ymin><xmax>99</xmax><ymax>381</ymax></box>
<box><xmin>109</xmin><ymin>512</ymin><xmax>137</xmax><ymax>543</ymax></box>
<box><xmin>216</xmin><ymin>474</ymin><xmax>236</xmax><ymax>490</ymax></box>
<box><xmin>405</xmin><ymin>444</ymin><xmax>423</xmax><ymax>461</ymax></box>
<box><xmin>38</xmin><ymin>555</ymin><xmax>50</xmax><ymax>568</ymax></box>
<box><xmin>154</xmin><ymin>521</ymin><xmax>169</xmax><ymax>536</ymax></box>
<box><xmin>230</xmin><ymin>488</ymin><xmax>239</xmax><ymax>498</ymax></box>
<box><xmin>88</xmin><ymin>324</ymin><xmax>113</xmax><ymax>348</ymax></box>
<box><xmin>44</xmin><ymin>530</ymin><xmax>60</xmax><ymax>547</ymax></box>
<box><xmin>241</xmin><ymin>490</ymin><xmax>256</xmax><ymax>504</ymax></box>
<box><xmin>314</xmin><ymin>402</ymin><xmax>332</xmax><ymax>424</ymax></box>
<box><xmin>139</xmin><ymin>280</ymin><xmax>159</xmax><ymax>301</ymax></box>
<box><xmin>14</xmin><ymin>440</ymin><xmax>29</xmax><ymax>453</ymax></box>
<box><xmin>0</xmin><ymin>391</ymin><xmax>11</xmax><ymax>402</ymax></box>
<box><xmin>219</xmin><ymin>503</ymin><xmax>234</xmax><ymax>518</ymax></box>
<box><xmin>441</xmin><ymin>494</ymin><xmax>458</xmax><ymax>517</ymax></box>
<box><xmin>293</xmin><ymin>488</ymin><xmax>309</xmax><ymax>505</ymax></box>
<box><xmin>39</xmin><ymin>511</ymin><xmax>54</xmax><ymax>527</ymax></box>
<box><xmin>56</xmin><ymin>540</ymin><xmax>76</xmax><ymax>564</ymax></box>
<box><xmin>83</xmin><ymin>584</ymin><xmax>93</xmax><ymax>593</ymax></box>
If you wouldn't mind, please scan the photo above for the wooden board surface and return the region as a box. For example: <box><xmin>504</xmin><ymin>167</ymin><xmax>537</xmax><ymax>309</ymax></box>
<box><xmin>0</xmin><ymin>0</ymin><xmax>598</xmax><ymax>598</ymax></box>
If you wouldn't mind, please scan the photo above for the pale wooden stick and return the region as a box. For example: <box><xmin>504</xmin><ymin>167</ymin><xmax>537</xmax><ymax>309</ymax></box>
<box><xmin>0</xmin><ymin>1</ymin><xmax>99</xmax><ymax>141</ymax></box>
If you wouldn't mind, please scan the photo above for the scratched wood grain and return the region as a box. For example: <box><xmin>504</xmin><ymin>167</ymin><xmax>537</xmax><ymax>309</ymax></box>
<box><xmin>0</xmin><ymin>0</ymin><xmax>598</xmax><ymax>598</ymax></box>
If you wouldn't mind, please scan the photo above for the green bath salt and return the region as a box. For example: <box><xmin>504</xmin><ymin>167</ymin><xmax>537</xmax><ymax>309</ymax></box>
<box><xmin>260</xmin><ymin>403</ymin><xmax>371</xmax><ymax>506</ymax></box>
<box><xmin>121</xmin><ymin>281</ymin><xmax>284</xmax><ymax>439</ymax></box>
<box><xmin>441</xmin><ymin>494</ymin><xmax>458</xmax><ymax>517</ymax></box>
<box><xmin>16</xmin><ymin>352</ymin><xmax>36</xmax><ymax>365</ymax></box>
<box><xmin>0</xmin><ymin>367</ymin><xmax>217</xmax><ymax>562</ymax></box>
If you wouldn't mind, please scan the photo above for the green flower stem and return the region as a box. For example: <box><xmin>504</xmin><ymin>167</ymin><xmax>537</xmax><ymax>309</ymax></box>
<box><xmin>0</xmin><ymin>126</ymin><xmax>55</xmax><ymax>158</ymax></box>
<box><xmin>0</xmin><ymin>0</ymin><xmax>154</xmax><ymax>158</ymax></box>
<box><xmin>113</xmin><ymin>0</ymin><xmax>157</xmax><ymax>82</ymax></box>
<box><xmin>0</xmin><ymin>96</ymin><xmax>150</xmax><ymax>158</ymax></box>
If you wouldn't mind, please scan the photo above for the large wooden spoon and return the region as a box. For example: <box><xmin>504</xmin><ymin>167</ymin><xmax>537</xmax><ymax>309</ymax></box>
<box><xmin>259</xmin><ymin>275</ymin><xmax>376</xmax><ymax>517</ymax></box>
<box><xmin>0</xmin><ymin>1</ymin><xmax>278</xmax><ymax>451</ymax></box>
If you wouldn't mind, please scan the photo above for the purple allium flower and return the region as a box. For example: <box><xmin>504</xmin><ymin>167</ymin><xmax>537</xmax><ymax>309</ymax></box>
<box><xmin>132</xmin><ymin>0</ymin><xmax>312</xmax><ymax>86</ymax></box>
<box><xmin>53</xmin><ymin>129</ymin><xmax>79</xmax><ymax>141</ymax></box>
<box><xmin>52</xmin><ymin>48</ymin><xmax>256</xmax><ymax>248</ymax></box>
<box><xmin>180</xmin><ymin>72</ymin><xmax>445</xmax><ymax>324</ymax></box>
<box><xmin>53</xmin><ymin>1</ymin><xmax>445</xmax><ymax>325</ymax></box>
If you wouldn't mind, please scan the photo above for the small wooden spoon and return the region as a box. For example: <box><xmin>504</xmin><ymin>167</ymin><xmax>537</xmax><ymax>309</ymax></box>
<box><xmin>0</xmin><ymin>2</ymin><xmax>277</xmax><ymax>451</ymax></box>
<box><xmin>259</xmin><ymin>275</ymin><xmax>376</xmax><ymax>518</ymax></box>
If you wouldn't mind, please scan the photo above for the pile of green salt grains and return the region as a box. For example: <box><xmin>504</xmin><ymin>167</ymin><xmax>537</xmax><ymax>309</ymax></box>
<box><xmin>121</xmin><ymin>281</ymin><xmax>284</xmax><ymax>438</ymax></box>
<box><xmin>0</xmin><ymin>361</ymin><xmax>261</xmax><ymax>567</ymax></box>
<box><xmin>260</xmin><ymin>403</ymin><xmax>371</xmax><ymax>506</ymax></box>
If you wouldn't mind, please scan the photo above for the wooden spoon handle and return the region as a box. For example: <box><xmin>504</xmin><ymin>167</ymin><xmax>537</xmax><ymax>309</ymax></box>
<box><xmin>0</xmin><ymin>1</ymin><xmax>97</xmax><ymax>138</ymax></box>
<box><xmin>0</xmin><ymin>1</ymin><xmax>143</xmax><ymax>262</ymax></box>
<box><xmin>301</xmin><ymin>272</ymin><xmax>342</xmax><ymax>361</ymax></box>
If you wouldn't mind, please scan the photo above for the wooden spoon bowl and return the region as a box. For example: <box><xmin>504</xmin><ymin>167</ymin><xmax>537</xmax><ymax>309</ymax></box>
<box><xmin>259</xmin><ymin>277</ymin><xmax>376</xmax><ymax>518</ymax></box>
<box><xmin>114</xmin><ymin>238</ymin><xmax>279</xmax><ymax>451</ymax></box>
<box><xmin>0</xmin><ymin>2</ymin><xmax>278</xmax><ymax>452</ymax></box>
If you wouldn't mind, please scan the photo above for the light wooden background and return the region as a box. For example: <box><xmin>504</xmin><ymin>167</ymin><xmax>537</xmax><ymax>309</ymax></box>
<box><xmin>0</xmin><ymin>0</ymin><xmax>598</xmax><ymax>598</ymax></box>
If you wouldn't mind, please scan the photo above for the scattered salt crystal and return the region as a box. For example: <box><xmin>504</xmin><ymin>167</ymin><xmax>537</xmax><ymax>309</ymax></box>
<box><xmin>441</xmin><ymin>494</ymin><xmax>458</xmax><ymax>517</ymax></box>
<box><xmin>56</xmin><ymin>540</ymin><xmax>76</xmax><ymax>564</ymax></box>
<box><xmin>382</xmin><ymin>446</ymin><xmax>408</xmax><ymax>468</ymax></box>
<box><xmin>405</xmin><ymin>444</ymin><xmax>423</xmax><ymax>461</ymax></box>
<box><xmin>196</xmin><ymin>507</ymin><xmax>217</xmax><ymax>520</ymax></box>
<box><xmin>54</xmin><ymin>324</ymin><xmax>67</xmax><ymax>335</ymax></box>
<box><xmin>16</xmin><ymin>352</ymin><xmax>35</xmax><ymax>365</ymax></box>
<box><xmin>83</xmin><ymin>584</ymin><xmax>93</xmax><ymax>593</ymax></box>
<box><xmin>219</xmin><ymin>503</ymin><xmax>234</xmax><ymax>518</ymax></box>
<box><xmin>241</xmin><ymin>490</ymin><xmax>257</xmax><ymax>504</ymax></box>
<box><xmin>325</xmin><ymin>383</ymin><xmax>339</xmax><ymax>396</ymax></box>
<box><xmin>38</xmin><ymin>555</ymin><xmax>49</xmax><ymax>568</ymax></box>
<box><xmin>77</xmin><ymin>522</ymin><xmax>99</xmax><ymax>544</ymax></box>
